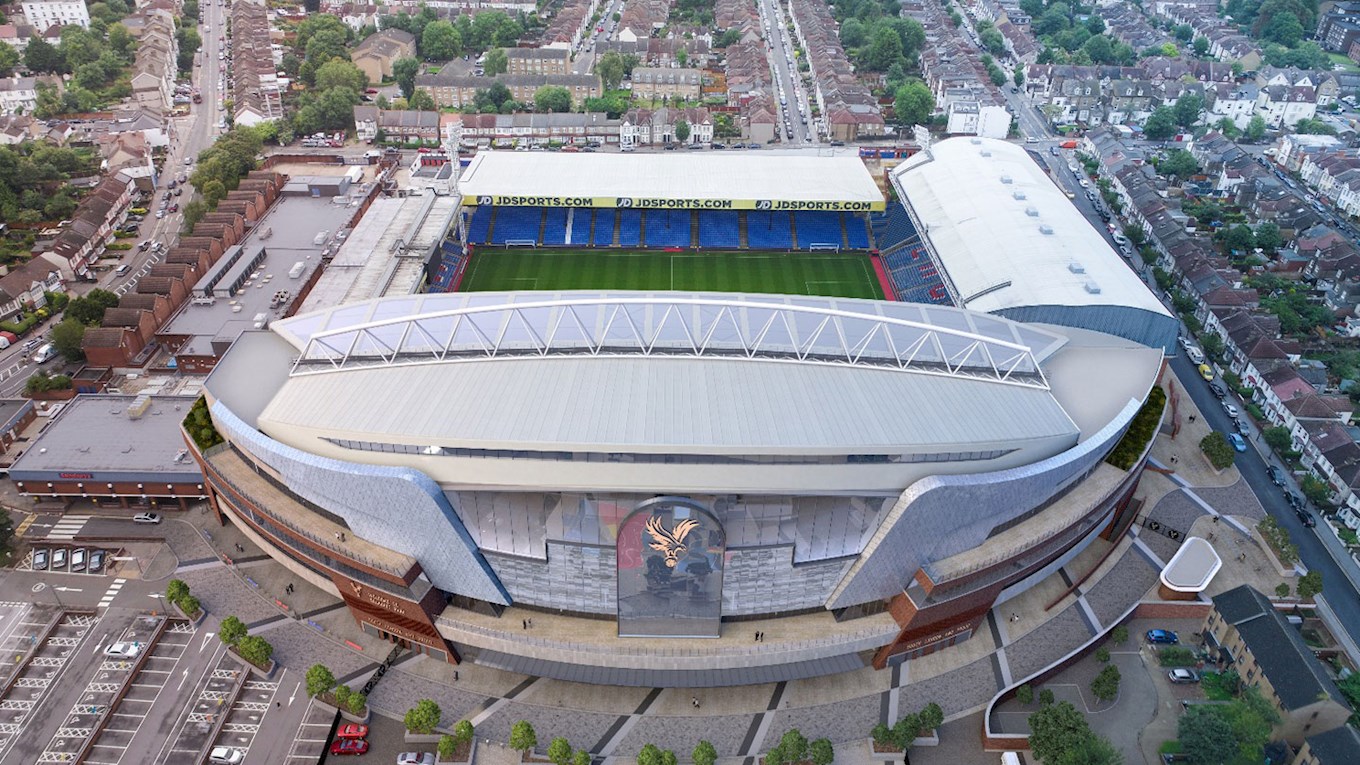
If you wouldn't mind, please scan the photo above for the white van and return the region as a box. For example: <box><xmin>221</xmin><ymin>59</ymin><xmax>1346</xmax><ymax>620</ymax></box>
<box><xmin>1186</xmin><ymin>346</ymin><xmax>1205</xmax><ymax>366</ymax></box>
<box><xmin>32</xmin><ymin>343</ymin><xmax>57</xmax><ymax>364</ymax></box>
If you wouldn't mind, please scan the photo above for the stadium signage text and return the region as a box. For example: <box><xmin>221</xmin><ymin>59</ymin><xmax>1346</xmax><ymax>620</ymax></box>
<box><xmin>471</xmin><ymin>196</ymin><xmax>885</xmax><ymax>211</ymax></box>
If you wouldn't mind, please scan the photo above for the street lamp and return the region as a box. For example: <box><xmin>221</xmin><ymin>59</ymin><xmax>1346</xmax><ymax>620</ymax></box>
<box><xmin>148</xmin><ymin>592</ymin><xmax>168</xmax><ymax>613</ymax></box>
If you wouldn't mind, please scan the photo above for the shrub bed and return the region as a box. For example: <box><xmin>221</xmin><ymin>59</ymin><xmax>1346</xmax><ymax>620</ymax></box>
<box><xmin>1106</xmin><ymin>386</ymin><xmax>1167</xmax><ymax>469</ymax></box>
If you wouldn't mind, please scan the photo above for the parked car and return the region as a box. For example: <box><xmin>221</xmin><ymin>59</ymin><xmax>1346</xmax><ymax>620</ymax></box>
<box><xmin>32</xmin><ymin>549</ymin><xmax>49</xmax><ymax>571</ymax></box>
<box><xmin>1267</xmin><ymin>465</ymin><xmax>1286</xmax><ymax>486</ymax></box>
<box><xmin>1167</xmin><ymin>668</ymin><xmax>1200</xmax><ymax>684</ymax></box>
<box><xmin>1146</xmin><ymin>629</ymin><xmax>1179</xmax><ymax>644</ymax></box>
<box><xmin>89</xmin><ymin>550</ymin><xmax>106</xmax><ymax>573</ymax></box>
<box><xmin>52</xmin><ymin>548</ymin><xmax>68</xmax><ymax>569</ymax></box>
<box><xmin>1223</xmin><ymin>402</ymin><xmax>1239</xmax><ymax>418</ymax></box>
<box><xmin>330</xmin><ymin>739</ymin><xmax>370</xmax><ymax>756</ymax></box>
<box><xmin>1296</xmin><ymin>509</ymin><xmax>1317</xmax><ymax>527</ymax></box>
<box><xmin>133</xmin><ymin>512</ymin><xmax>162</xmax><ymax>524</ymax></box>
<box><xmin>115</xmin><ymin>264</ymin><xmax>131</xmax><ymax>276</ymax></box>
<box><xmin>70</xmin><ymin>548</ymin><xmax>87</xmax><ymax>573</ymax></box>
<box><xmin>1209</xmin><ymin>382</ymin><xmax>1227</xmax><ymax>399</ymax></box>
<box><xmin>1236</xmin><ymin>418</ymin><xmax>1250</xmax><ymax>435</ymax></box>
<box><xmin>337</xmin><ymin>723</ymin><xmax>369</xmax><ymax>739</ymax></box>
<box><xmin>104</xmin><ymin>642</ymin><xmax>142</xmax><ymax>658</ymax></box>
<box><xmin>1286</xmin><ymin>493</ymin><xmax>1304</xmax><ymax>510</ymax></box>
<box><xmin>397</xmin><ymin>755</ymin><xmax>436</xmax><ymax>765</ymax></box>
<box><xmin>1228</xmin><ymin>433</ymin><xmax>1248</xmax><ymax>452</ymax></box>
<box><xmin>208</xmin><ymin>747</ymin><xmax>245</xmax><ymax>765</ymax></box>
<box><xmin>1198</xmin><ymin>364</ymin><xmax>1214</xmax><ymax>382</ymax></box>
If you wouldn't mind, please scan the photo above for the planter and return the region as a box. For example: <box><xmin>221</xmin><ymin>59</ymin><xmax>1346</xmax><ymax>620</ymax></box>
<box><xmin>224</xmin><ymin>647</ymin><xmax>276</xmax><ymax>678</ymax></box>
<box><xmin>437</xmin><ymin>738</ymin><xmax>476</xmax><ymax>764</ymax></box>
<box><xmin>315</xmin><ymin>695</ymin><xmax>372</xmax><ymax>723</ymax></box>
<box><xmin>174</xmin><ymin>601</ymin><xmax>205</xmax><ymax>626</ymax></box>
<box><xmin>405</xmin><ymin>732</ymin><xmax>444</xmax><ymax>745</ymax></box>
<box><xmin>868</xmin><ymin>730</ymin><xmax>939</xmax><ymax>759</ymax></box>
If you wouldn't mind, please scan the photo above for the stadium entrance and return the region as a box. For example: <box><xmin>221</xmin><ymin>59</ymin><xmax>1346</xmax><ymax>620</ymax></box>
<box><xmin>617</xmin><ymin>498</ymin><xmax>726</xmax><ymax>639</ymax></box>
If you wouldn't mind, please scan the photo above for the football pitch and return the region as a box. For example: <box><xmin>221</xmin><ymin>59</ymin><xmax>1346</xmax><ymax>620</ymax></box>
<box><xmin>458</xmin><ymin>249</ymin><xmax>885</xmax><ymax>300</ymax></box>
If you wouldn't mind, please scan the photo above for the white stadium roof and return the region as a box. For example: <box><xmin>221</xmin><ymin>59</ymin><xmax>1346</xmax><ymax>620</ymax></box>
<box><xmin>892</xmin><ymin>138</ymin><xmax>1171</xmax><ymax>320</ymax></box>
<box><xmin>457</xmin><ymin>153</ymin><xmax>884</xmax><ymax>207</ymax></box>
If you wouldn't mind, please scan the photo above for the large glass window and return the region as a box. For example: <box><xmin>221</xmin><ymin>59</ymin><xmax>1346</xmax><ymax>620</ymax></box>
<box><xmin>617</xmin><ymin>499</ymin><xmax>725</xmax><ymax>638</ymax></box>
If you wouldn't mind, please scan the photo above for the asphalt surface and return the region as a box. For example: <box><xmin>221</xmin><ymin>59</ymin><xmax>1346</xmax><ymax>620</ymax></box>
<box><xmin>758</xmin><ymin>0</ymin><xmax>817</xmax><ymax>144</ymax></box>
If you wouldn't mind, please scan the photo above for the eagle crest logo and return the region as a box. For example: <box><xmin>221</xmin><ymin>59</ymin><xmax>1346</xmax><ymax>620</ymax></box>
<box><xmin>646</xmin><ymin>516</ymin><xmax>700</xmax><ymax>568</ymax></box>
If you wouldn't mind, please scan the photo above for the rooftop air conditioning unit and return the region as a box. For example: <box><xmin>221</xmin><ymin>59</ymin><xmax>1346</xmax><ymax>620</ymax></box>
<box><xmin>1039</xmin><ymin>224</ymin><xmax>1054</xmax><ymax>235</ymax></box>
<box><xmin>1000</xmin><ymin>175</ymin><xmax>1013</xmax><ymax>184</ymax></box>
<box><xmin>1084</xmin><ymin>281</ymin><xmax>1102</xmax><ymax>294</ymax></box>
<box><xmin>1025</xmin><ymin>206</ymin><xmax>1039</xmax><ymax>217</ymax></box>
<box><xmin>1012</xmin><ymin>191</ymin><xmax>1026</xmax><ymax>200</ymax></box>
<box><xmin>1067</xmin><ymin>262</ymin><xmax>1086</xmax><ymax>273</ymax></box>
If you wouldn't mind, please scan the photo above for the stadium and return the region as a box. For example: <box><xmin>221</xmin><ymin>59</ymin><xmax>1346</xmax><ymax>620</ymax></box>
<box><xmin>193</xmin><ymin>138</ymin><xmax>1177</xmax><ymax>686</ymax></box>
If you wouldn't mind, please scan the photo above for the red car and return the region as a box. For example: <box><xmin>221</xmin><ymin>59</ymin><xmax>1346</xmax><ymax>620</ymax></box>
<box><xmin>330</xmin><ymin>739</ymin><xmax>369</xmax><ymax>756</ymax></box>
<box><xmin>336</xmin><ymin>723</ymin><xmax>369</xmax><ymax>740</ymax></box>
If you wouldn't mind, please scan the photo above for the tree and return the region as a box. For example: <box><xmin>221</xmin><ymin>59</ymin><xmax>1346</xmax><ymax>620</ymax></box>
<box><xmin>776</xmin><ymin>730</ymin><xmax>807</xmax><ymax>765</ymax></box>
<box><xmin>178</xmin><ymin>595</ymin><xmax>201</xmax><ymax>616</ymax></box>
<box><xmin>917</xmin><ymin>702</ymin><xmax>944</xmax><ymax>732</ymax></box>
<box><xmin>218</xmin><ymin>616</ymin><xmax>247</xmax><ymax>647</ymax></box>
<box><xmin>453</xmin><ymin>719</ymin><xmax>475</xmax><ymax>745</ymax></box>
<box><xmin>1026</xmin><ymin>701</ymin><xmax>1091</xmax><ymax>764</ymax></box>
<box><xmin>548</xmin><ymin>738</ymin><xmax>573</xmax><ymax>765</ymax></box>
<box><xmin>863</xmin><ymin>27</ymin><xmax>903</xmax><ymax>72</ymax></box>
<box><xmin>1192</xmin><ymin>36</ymin><xmax>1209</xmax><ymax>57</ymax></box>
<box><xmin>405</xmin><ymin>699</ymin><xmax>442</xmax><ymax>734</ymax></box>
<box><xmin>1095</xmin><ymin>645</ymin><xmax>1111</xmax><ymax>663</ymax></box>
<box><xmin>1276</xmin><ymin>582</ymin><xmax>1292</xmax><ymax>598</ymax></box>
<box><xmin>483</xmin><ymin>47</ymin><xmax>508</xmax><ymax>76</ymax></box>
<box><xmin>1200</xmin><ymin>432</ymin><xmax>1235</xmax><ymax>469</ymax></box>
<box><xmin>1255</xmin><ymin>221</ymin><xmax>1281</xmax><ymax>254</ymax></box>
<box><xmin>510</xmin><ymin>720</ymin><xmax>537</xmax><ymax>755</ymax></box>
<box><xmin>1160</xmin><ymin>149</ymin><xmax>1199</xmax><ymax>179</ymax></box>
<box><xmin>65</xmin><ymin>289</ymin><xmax>120</xmax><ymax>325</ymax></box>
<box><xmin>1053</xmin><ymin>734</ymin><xmax>1122</xmax><ymax>765</ymax></box>
<box><xmin>333</xmin><ymin>684</ymin><xmax>352</xmax><ymax>709</ymax></box>
<box><xmin>674</xmin><ymin>119</ymin><xmax>690</xmax><ymax>143</ymax></box>
<box><xmin>596</xmin><ymin>51</ymin><xmax>626</xmax><ymax>89</ymax></box>
<box><xmin>894</xmin><ymin>80</ymin><xmax>934</xmax><ymax>126</ymax></box>
<box><xmin>408</xmin><ymin>88</ymin><xmax>436</xmax><ymax>111</ymax></box>
<box><xmin>1014</xmin><ymin>69</ymin><xmax>1025</xmax><ymax>87</ymax></box>
<box><xmin>1297</xmin><ymin>570</ymin><xmax>1323</xmax><ymax>599</ymax></box>
<box><xmin>891</xmin><ymin>712</ymin><xmax>920</xmax><ymax>750</ymax></box>
<box><xmin>1179</xmin><ymin>705</ymin><xmax>1236</xmax><ymax>765</ymax></box>
<box><xmin>305</xmin><ymin>664</ymin><xmax>336</xmax><ymax>697</ymax></box>
<box><xmin>692</xmin><ymin>741</ymin><xmax>717</xmax><ymax>765</ymax></box>
<box><xmin>533</xmin><ymin>85</ymin><xmax>572</xmax><ymax>113</ymax></box>
<box><xmin>50</xmin><ymin>318</ymin><xmax>86</xmax><ymax>362</ymax></box>
<box><xmin>1263</xmin><ymin>426</ymin><xmax>1293</xmax><ymax>453</ymax></box>
<box><xmin>637</xmin><ymin>744</ymin><xmax>662</xmax><ymax>765</ymax></box>
<box><xmin>1220</xmin><ymin>224</ymin><xmax>1255</xmax><ymax>254</ymax></box>
<box><xmin>573</xmin><ymin>751</ymin><xmax>591</xmax><ymax>765</ymax></box>
<box><xmin>1090</xmin><ymin>664</ymin><xmax>1121</xmax><ymax>702</ymax></box>
<box><xmin>181</xmin><ymin>199</ymin><xmax>208</xmax><ymax>233</ymax></box>
<box><xmin>809</xmin><ymin>739</ymin><xmax>833</xmax><ymax>765</ymax></box>
<box><xmin>1111</xmin><ymin>625</ymin><xmax>1129</xmax><ymax>645</ymax></box>
<box><xmin>1200</xmin><ymin>333</ymin><xmax>1224</xmax><ymax>362</ymax></box>
<box><xmin>394</xmin><ymin>57</ymin><xmax>421</xmax><ymax>99</ymax></box>
<box><xmin>1246</xmin><ymin>115</ymin><xmax>1267</xmax><ymax>142</ymax></box>
<box><xmin>1015</xmin><ymin>683</ymin><xmax>1034</xmax><ymax>704</ymax></box>
<box><xmin>25</xmin><ymin>38</ymin><xmax>65</xmax><ymax>74</ymax></box>
<box><xmin>346</xmin><ymin>691</ymin><xmax>366</xmax><ymax>715</ymax></box>
<box><xmin>1263</xmin><ymin>11</ymin><xmax>1304</xmax><ymax>47</ymax></box>
<box><xmin>1221</xmin><ymin>687</ymin><xmax>1278</xmax><ymax>762</ymax></box>
<box><xmin>1038</xmin><ymin>688</ymin><xmax>1055</xmax><ymax>706</ymax></box>
<box><xmin>166</xmin><ymin>579</ymin><xmax>190</xmax><ymax>604</ymax></box>
<box><xmin>422</xmin><ymin>20</ymin><xmax>462</xmax><ymax>61</ymax></box>
<box><xmin>236</xmin><ymin>635</ymin><xmax>273</xmax><ymax>666</ymax></box>
<box><xmin>315</xmin><ymin>59</ymin><xmax>368</xmax><ymax>92</ymax></box>
<box><xmin>1143</xmin><ymin>107</ymin><xmax>1177</xmax><ymax>140</ymax></box>
<box><xmin>1173</xmin><ymin>93</ymin><xmax>1203</xmax><ymax>129</ymax></box>
<box><xmin>439</xmin><ymin>735</ymin><xmax>458</xmax><ymax>759</ymax></box>
<box><xmin>0</xmin><ymin>42</ymin><xmax>20</xmax><ymax>77</ymax></box>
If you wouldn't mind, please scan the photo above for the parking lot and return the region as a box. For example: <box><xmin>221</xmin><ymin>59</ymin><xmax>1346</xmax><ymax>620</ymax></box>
<box><xmin>84</xmin><ymin>619</ymin><xmax>195</xmax><ymax>765</ymax></box>
<box><xmin>23</xmin><ymin>543</ymin><xmax>123</xmax><ymax>577</ymax></box>
<box><xmin>0</xmin><ymin>610</ymin><xmax>101</xmax><ymax>762</ymax></box>
<box><xmin>283</xmin><ymin>699</ymin><xmax>337</xmax><ymax>763</ymax></box>
<box><xmin>155</xmin><ymin>650</ymin><xmax>281</xmax><ymax>765</ymax></box>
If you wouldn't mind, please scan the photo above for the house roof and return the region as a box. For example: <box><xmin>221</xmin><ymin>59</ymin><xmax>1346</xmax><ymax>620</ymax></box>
<box><xmin>1211</xmin><ymin>585</ymin><xmax>1345</xmax><ymax>711</ymax></box>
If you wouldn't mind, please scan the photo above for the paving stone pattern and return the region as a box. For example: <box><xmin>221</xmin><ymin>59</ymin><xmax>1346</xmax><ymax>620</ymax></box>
<box><xmin>1082</xmin><ymin>553</ymin><xmax>1160</xmax><ymax>627</ymax></box>
<box><xmin>265</xmin><ymin>621</ymin><xmax>373</xmax><ymax>680</ymax></box>
<box><xmin>616</xmin><ymin>714</ymin><xmax>753</xmax><ymax>757</ymax></box>
<box><xmin>768</xmin><ymin>692</ymin><xmax>880</xmax><ymax>744</ymax></box>
<box><xmin>1146</xmin><ymin>490</ymin><xmax>1206</xmax><ymax>539</ymax></box>
<box><xmin>1194</xmin><ymin>479</ymin><xmax>1266</xmax><ymax>520</ymax></box>
<box><xmin>898</xmin><ymin>656</ymin><xmax>998</xmax><ymax>718</ymax></box>
<box><xmin>1005</xmin><ymin>605</ymin><xmax>1093</xmax><ymax>680</ymax></box>
<box><xmin>177</xmin><ymin>567</ymin><xmax>279</xmax><ymax>622</ymax></box>
<box><xmin>477</xmin><ymin>701</ymin><xmax>620</xmax><ymax>752</ymax></box>
<box><xmin>366</xmin><ymin>665</ymin><xmax>486</xmax><ymax>723</ymax></box>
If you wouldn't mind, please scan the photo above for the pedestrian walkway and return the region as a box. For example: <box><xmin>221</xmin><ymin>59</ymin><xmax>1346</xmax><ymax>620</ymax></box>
<box><xmin>45</xmin><ymin>514</ymin><xmax>90</xmax><ymax>540</ymax></box>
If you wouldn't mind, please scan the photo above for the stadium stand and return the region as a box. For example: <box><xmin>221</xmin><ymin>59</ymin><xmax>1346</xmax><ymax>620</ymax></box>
<box><xmin>490</xmin><ymin>206</ymin><xmax>543</xmax><ymax>245</ymax></box>
<box><xmin>618</xmin><ymin>209</ymin><xmax>643</xmax><ymax>247</ymax></box>
<box><xmin>542</xmin><ymin>207</ymin><xmax>569</xmax><ymax>246</ymax></box>
<box><xmin>593</xmin><ymin>209</ymin><xmax>617</xmax><ymax>246</ymax></box>
<box><xmin>795</xmin><ymin>211</ymin><xmax>844</xmax><ymax>250</ymax></box>
<box><xmin>643</xmin><ymin>210</ymin><xmax>692</xmax><ymax>248</ymax></box>
<box><xmin>697</xmin><ymin>211</ymin><xmax>740</xmax><ymax>249</ymax></box>
<box><xmin>845</xmin><ymin>215</ymin><xmax>870</xmax><ymax>250</ymax></box>
<box><xmin>431</xmin><ymin>238</ymin><xmax>468</xmax><ymax>292</ymax></box>
<box><xmin>468</xmin><ymin>206</ymin><xmax>493</xmax><ymax>244</ymax></box>
<box><xmin>871</xmin><ymin>207</ymin><xmax>951</xmax><ymax>306</ymax></box>
<box><xmin>747</xmin><ymin>211</ymin><xmax>794</xmax><ymax>249</ymax></box>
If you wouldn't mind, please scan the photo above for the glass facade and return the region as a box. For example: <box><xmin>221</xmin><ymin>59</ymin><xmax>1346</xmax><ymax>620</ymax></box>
<box><xmin>617</xmin><ymin>499</ymin><xmax>725</xmax><ymax>638</ymax></box>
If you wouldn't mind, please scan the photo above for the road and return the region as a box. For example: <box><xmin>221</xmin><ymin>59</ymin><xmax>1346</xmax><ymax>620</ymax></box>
<box><xmin>758</xmin><ymin>0</ymin><xmax>817</xmax><ymax>144</ymax></box>
<box><xmin>950</xmin><ymin>0</ymin><xmax>1048</xmax><ymax>140</ymax></box>
<box><xmin>1168</xmin><ymin>351</ymin><xmax>1360</xmax><ymax>650</ymax></box>
<box><xmin>571</xmin><ymin>0</ymin><xmax>624</xmax><ymax>75</ymax></box>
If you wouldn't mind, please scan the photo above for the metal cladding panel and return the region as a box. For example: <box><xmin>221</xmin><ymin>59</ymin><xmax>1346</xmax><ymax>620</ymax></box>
<box><xmin>994</xmin><ymin>305</ymin><xmax>1178</xmax><ymax>356</ymax></box>
<box><xmin>211</xmin><ymin>401</ymin><xmax>511</xmax><ymax>605</ymax></box>
<box><xmin>826</xmin><ymin>397</ymin><xmax>1142</xmax><ymax>609</ymax></box>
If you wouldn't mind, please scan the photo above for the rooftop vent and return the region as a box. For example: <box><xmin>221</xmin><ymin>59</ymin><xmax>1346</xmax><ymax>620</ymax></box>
<box><xmin>1039</xmin><ymin>224</ymin><xmax>1054</xmax><ymax>235</ymax></box>
<box><xmin>1000</xmin><ymin>175</ymin><xmax>1013</xmax><ymax>184</ymax></box>
<box><xmin>1012</xmin><ymin>191</ymin><xmax>1027</xmax><ymax>200</ymax></box>
<box><xmin>1025</xmin><ymin>206</ymin><xmax>1039</xmax><ymax>217</ymax></box>
<box><xmin>1084</xmin><ymin>281</ymin><xmax>1102</xmax><ymax>294</ymax></box>
<box><xmin>970</xmin><ymin>137</ymin><xmax>982</xmax><ymax>144</ymax></box>
<box><xmin>980</xmin><ymin>150</ymin><xmax>992</xmax><ymax>157</ymax></box>
<box><xmin>1067</xmin><ymin>262</ymin><xmax>1086</xmax><ymax>274</ymax></box>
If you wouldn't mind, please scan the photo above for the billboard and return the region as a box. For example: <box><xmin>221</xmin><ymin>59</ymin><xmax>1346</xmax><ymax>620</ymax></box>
<box><xmin>467</xmin><ymin>195</ymin><xmax>885</xmax><ymax>211</ymax></box>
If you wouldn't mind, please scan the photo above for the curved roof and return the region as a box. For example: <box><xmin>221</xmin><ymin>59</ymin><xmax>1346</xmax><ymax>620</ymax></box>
<box><xmin>248</xmin><ymin>292</ymin><xmax>1082</xmax><ymax>456</ymax></box>
<box><xmin>892</xmin><ymin>138</ymin><xmax>1172</xmax><ymax>320</ymax></box>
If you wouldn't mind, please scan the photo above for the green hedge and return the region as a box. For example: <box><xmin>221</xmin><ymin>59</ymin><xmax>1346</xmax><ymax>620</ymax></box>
<box><xmin>1106</xmin><ymin>386</ymin><xmax>1167</xmax><ymax>469</ymax></box>
<box><xmin>0</xmin><ymin>313</ymin><xmax>41</xmax><ymax>336</ymax></box>
<box><xmin>183</xmin><ymin>396</ymin><xmax>224</xmax><ymax>451</ymax></box>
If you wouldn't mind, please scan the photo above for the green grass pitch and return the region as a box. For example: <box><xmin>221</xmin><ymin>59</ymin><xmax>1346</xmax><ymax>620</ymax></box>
<box><xmin>458</xmin><ymin>249</ymin><xmax>885</xmax><ymax>300</ymax></box>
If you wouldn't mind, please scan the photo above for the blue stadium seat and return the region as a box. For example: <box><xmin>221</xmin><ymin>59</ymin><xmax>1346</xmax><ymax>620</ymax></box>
<box><xmin>874</xmin><ymin>206</ymin><xmax>920</xmax><ymax>255</ymax></box>
<box><xmin>593</xmin><ymin>209</ymin><xmax>617</xmax><ymax>246</ymax></box>
<box><xmin>490</xmin><ymin>206</ymin><xmax>542</xmax><ymax>245</ymax></box>
<box><xmin>845</xmin><ymin>214</ymin><xmax>870</xmax><ymax>249</ymax></box>
<box><xmin>467</xmin><ymin>206</ymin><xmax>493</xmax><ymax>244</ymax></box>
<box><xmin>697</xmin><ymin>211</ymin><xmax>740</xmax><ymax>249</ymax></box>
<box><xmin>542</xmin><ymin>208</ymin><xmax>569</xmax><ymax>246</ymax></box>
<box><xmin>747</xmin><ymin>211</ymin><xmax>793</xmax><ymax>249</ymax></box>
<box><xmin>794</xmin><ymin>211</ymin><xmax>842</xmax><ymax>250</ymax></box>
<box><xmin>618</xmin><ymin>209</ymin><xmax>643</xmax><ymax>247</ymax></box>
<box><xmin>430</xmin><ymin>238</ymin><xmax>467</xmax><ymax>292</ymax></box>
<box><xmin>643</xmin><ymin>210</ymin><xmax>691</xmax><ymax>248</ymax></box>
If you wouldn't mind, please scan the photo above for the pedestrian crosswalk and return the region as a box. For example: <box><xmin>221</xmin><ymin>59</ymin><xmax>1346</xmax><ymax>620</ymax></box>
<box><xmin>97</xmin><ymin>579</ymin><xmax>127</xmax><ymax>609</ymax></box>
<box><xmin>46</xmin><ymin>515</ymin><xmax>91</xmax><ymax>540</ymax></box>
